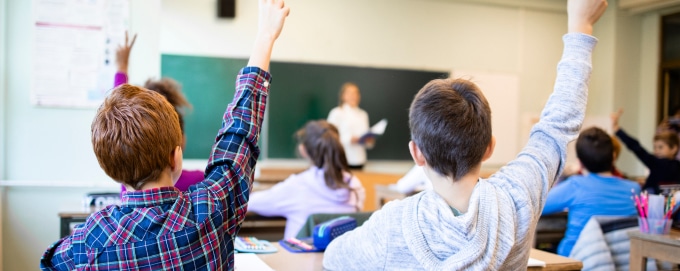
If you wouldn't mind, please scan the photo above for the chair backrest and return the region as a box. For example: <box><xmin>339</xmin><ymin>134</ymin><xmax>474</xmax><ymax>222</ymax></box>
<box><xmin>295</xmin><ymin>212</ymin><xmax>374</xmax><ymax>239</ymax></box>
<box><xmin>570</xmin><ymin>216</ymin><xmax>657</xmax><ymax>271</ymax></box>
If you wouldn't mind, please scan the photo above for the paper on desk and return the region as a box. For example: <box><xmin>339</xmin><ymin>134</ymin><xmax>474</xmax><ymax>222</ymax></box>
<box><xmin>527</xmin><ymin>257</ymin><xmax>546</xmax><ymax>267</ymax></box>
<box><xmin>235</xmin><ymin>253</ymin><xmax>274</xmax><ymax>271</ymax></box>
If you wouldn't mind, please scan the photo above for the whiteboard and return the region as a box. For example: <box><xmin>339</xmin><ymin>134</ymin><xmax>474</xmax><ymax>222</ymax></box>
<box><xmin>451</xmin><ymin>70</ymin><xmax>520</xmax><ymax>166</ymax></box>
<box><xmin>32</xmin><ymin>0</ymin><xmax>129</xmax><ymax>108</ymax></box>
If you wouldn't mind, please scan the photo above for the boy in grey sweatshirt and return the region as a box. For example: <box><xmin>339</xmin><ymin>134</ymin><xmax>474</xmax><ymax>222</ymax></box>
<box><xmin>323</xmin><ymin>0</ymin><xmax>608</xmax><ymax>270</ymax></box>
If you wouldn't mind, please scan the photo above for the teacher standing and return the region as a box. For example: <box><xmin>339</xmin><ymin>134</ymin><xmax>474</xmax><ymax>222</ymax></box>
<box><xmin>327</xmin><ymin>82</ymin><xmax>370</xmax><ymax>170</ymax></box>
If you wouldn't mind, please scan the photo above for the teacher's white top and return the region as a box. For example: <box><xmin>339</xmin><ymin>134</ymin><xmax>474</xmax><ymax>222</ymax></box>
<box><xmin>327</xmin><ymin>104</ymin><xmax>369</xmax><ymax>166</ymax></box>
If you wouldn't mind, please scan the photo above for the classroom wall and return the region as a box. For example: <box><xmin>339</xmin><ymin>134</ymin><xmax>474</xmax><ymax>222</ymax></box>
<box><xmin>1</xmin><ymin>0</ymin><xmax>6</xmax><ymax>266</ymax></box>
<box><xmin>2</xmin><ymin>0</ymin><xmax>161</xmax><ymax>270</ymax></box>
<box><xmin>1</xmin><ymin>0</ymin><xmax>6</xmax><ymax>182</ymax></box>
<box><xmin>0</xmin><ymin>0</ymin><xmax>669</xmax><ymax>270</ymax></box>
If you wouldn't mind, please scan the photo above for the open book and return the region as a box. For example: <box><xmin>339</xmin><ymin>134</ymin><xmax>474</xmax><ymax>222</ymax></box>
<box><xmin>358</xmin><ymin>119</ymin><xmax>388</xmax><ymax>145</ymax></box>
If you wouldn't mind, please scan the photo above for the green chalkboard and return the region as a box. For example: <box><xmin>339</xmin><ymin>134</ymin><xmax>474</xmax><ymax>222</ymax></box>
<box><xmin>162</xmin><ymin>54</ymin><xmax>448</xmax><ymax>160</ymax></box>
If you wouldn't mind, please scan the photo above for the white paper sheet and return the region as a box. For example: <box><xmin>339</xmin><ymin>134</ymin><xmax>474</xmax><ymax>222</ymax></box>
<box><xmin>528</xmin><ymin>257</ymin><xmax>546</xmax><ymax>267</ymax></box>
<box><xmin>235</xmin><ymin>253</ymin><xmax>274</xmax><ymax>271</ymax></box>
<box><xmin>370</xmin><ymin>119</ymin><xmax>388</xmax><ymax>135</ymax></box>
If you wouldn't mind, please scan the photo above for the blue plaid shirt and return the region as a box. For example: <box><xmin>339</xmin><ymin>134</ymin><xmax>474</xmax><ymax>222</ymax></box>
<box><xmin>40</xmin><ymin>67</ymin><xmax>271</xmax><ymax>270</ymax></box>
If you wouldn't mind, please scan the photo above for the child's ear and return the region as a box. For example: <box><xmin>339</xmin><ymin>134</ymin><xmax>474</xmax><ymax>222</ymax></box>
<box><xmin>409</xmin><ymin>141</ymin><xmax>427</xmax><ymax>166</ymax></box>
<box><xmin>169</xmin><ymin>146</ymin><xmax>183</xmax><ymax>183</ymax></box>
<box><xmin>169</xmin><ymin>146</ymin><xmax>183</xmax><ymax>171</ymax></box>
<box><xmin>481</xmin><ymin>136</ymin><xmax>496</xmax><ymax>162</ymax></box>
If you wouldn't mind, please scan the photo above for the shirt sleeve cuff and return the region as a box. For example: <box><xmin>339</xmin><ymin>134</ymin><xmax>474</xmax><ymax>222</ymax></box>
<box><xmin>114</xmin><ymin>72</ymin><xmax>128</xmax><ymax>87</ymax></box>
<box><xmin>239</xmin><ymin>66</ymin><xmax>272</xmax><ymax>85</ymax></box>
<box><xmin>562</xmin><ymin>33</ymin><xmax>598</xmax><ymax>59</ymax></box>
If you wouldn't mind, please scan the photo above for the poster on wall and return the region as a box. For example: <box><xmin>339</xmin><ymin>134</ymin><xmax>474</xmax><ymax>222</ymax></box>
<box><xmin>32</xmin><ymin>0</ymin><xmax>129</xmax><ymax>108</ymax></box>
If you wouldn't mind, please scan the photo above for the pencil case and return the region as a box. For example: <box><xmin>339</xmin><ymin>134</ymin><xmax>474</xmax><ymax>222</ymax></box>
<box><xmin>279</xmin><ymin>216</ymin><xmax>357</xmax><ymax>253</ymax></box>
<box><xmin>312</xmin><ymin>216</ymin><xmax>357</xmax><ymax>250</ymax></box>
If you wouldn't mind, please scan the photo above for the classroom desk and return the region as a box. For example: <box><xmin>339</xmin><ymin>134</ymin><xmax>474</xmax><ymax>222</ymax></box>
<box><xmin>628</xmin><ymin>229</ymin><xmax>680</xmax><ymax>271</ymax></box>
<box><xmin>58</xmin><ymin>207</ymin><xmax>286</xmax><ymax>240</ymax></box>
<box><xmin>257</xmin><ymin>243</ymin><xmax>582</xmax><ymax>271</ymax></box>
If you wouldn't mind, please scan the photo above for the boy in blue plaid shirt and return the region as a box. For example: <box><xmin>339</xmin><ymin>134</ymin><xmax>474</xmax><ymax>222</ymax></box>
<box><xmin>40</xmin><ymin>0</ymin><xmax>289</xmax><ymax>270</ymax></box>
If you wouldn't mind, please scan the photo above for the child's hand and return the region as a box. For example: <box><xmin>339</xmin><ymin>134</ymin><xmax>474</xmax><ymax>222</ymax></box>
<box><xmin>116</xmin><ymin>32</ymin><xmax>137</xmax><ymax>73</ymax></box>
<box><xmin>567</xmin><ymin>0</ymin><xmax>608</xmax><ymax>35</ymax></box>
<box><xmin>257</xmin><ymin>0</ymin><xmax>290</xmax><ymax>43</ymax></box>
<box><xmin>611</xmin><ymin>108</ymin><xmax>623</xmax><ymax>132</ymax></box>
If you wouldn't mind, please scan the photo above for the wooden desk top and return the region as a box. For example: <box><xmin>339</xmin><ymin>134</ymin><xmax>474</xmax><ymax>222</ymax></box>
<box><xmin>628</xmin><ymin>228</ymin><xmax>680</xmax><ymax>246</ymax></box>
<box><xmin>528</xmin><ymin>249</ymin><xmax>582</xmax><ymax>271</ymax></box>
<box><xmin>256</xmin><ymin>168</ymin><xmax>306</xmax><ymax>183</ymax></box>
<box><xmin>628</xmin><ymin>229</ymin><xmax>680</xmax><ymax>270</ymax></box>
<box><xmin>58</xmin><ymin>206</ymin><xmax>283</xmax><ymax>222</ymax></box>
<box><xmin>258</xmin><ymin>243</ymin><xmax>581</xmax><ymax>271</ymax></box>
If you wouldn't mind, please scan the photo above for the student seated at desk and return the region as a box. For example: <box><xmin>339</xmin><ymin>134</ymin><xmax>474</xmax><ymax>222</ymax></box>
<box><xmin>114</xmin><ymin>33</ymin><xmax>204</xmax><ymax>193</ymax></box>
<box><xmin>248</xmin><ymin>120</ymin><xmax>366</xmax><ymax>239</ymax></box>
<box><xmin>40</xmin><ymin>1</ymin><xmax>289</xmax><ymax>269</ymax></box>
<box><xmin>542</xmin><ymin>127</ymin><xmax>641</xmax><ymax>257</ymax></box>
<box><xmin>323</xmin><ymin>1</ymin><xmax>608</xmax><ymax>269</ymax></box>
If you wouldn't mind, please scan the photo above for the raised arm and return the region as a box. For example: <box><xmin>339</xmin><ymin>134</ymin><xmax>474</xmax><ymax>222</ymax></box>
<box><xmin>489</xmin><ymin>0</ymin><xmax>607</xmax><ymax>213</ymax></box>
<box><xmin>199</xmin><ymin>0</ymin><xmax>289</xmax><ymax>230</ymax></box>
<box><xmin>114</xmin><ymin>32</ymin><xmax>136</xmax><ymax>87</ymax></box>
<box><xmin>611</xmin><ymin>109</ymin><xmax>657</xmax><ymax>168</ymax></box>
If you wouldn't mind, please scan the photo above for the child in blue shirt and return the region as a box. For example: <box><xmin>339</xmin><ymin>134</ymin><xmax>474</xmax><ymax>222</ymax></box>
<box><xmin>543</xmin><ymin>127</ymin><xmax>641</xmax><ymax>257</ymax></box>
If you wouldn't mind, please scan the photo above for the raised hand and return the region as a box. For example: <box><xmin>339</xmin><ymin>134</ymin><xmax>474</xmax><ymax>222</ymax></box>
<box><xmin>116</xmin><ymin>31</ymin><xmax>137</xmax><ymax>73</ymax></box>
<box><xmin>567</xmin><ymin>0</ymin><xmax>608</xmax><ymax>35</ymax></box>
<box><xmin>248</xmin><ymin>0</ymin><xmax>290</xmax><ymax>71</ymax></box>
<box><xmin>611</xmin><ymin>108</ymin><xmax>623</xmax><ymax>132</ymax></box>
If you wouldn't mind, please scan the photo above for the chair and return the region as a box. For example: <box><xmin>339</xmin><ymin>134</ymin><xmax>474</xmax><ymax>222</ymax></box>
<box><xmin>295</xmin><ymin>212</ymin><xmax>374</xmax><ymax>239</ymax></box>
<box><xmin>570</xmin><ymin>216</ymin><xmax>657</xmax><ymax>271</ymax></box>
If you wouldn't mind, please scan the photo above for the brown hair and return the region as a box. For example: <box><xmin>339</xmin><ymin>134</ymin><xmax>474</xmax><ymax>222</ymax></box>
<box><xmin>654</xmin><ymin>130</ymin><xmax>680</xmax><ymax>153</ymax></box>
<box><xmin>338</xmin><ymin>82</ymin><xmax>359</xmax><ymax>106</ymax></box>
<box><xmin>91</xmin><ymin>84</ymin><xmax>183</xmax><ymax>190</ymax></box>
<box><xmin>611</xmin><ymin>135</ymin><xmax>621</xmax><ymax>160</ymax></box>
<box><xmin>144</xmin><ymin>78</ymin><xmax>192</xmax><ymax>133</ymax></box>
<box><xmin>296</xmin><ymin>121</ymin><xmax>353</xmax><ymax>191</ymax></box>
<box><xmin>576</xmin><ymin>127</ymin><xmax>613</xmax><ymax>173</ymax></box>
<box><xmin>409</xmin><ymin>78</ymin><xmax>492</xmax><ymax>180</ymax></box>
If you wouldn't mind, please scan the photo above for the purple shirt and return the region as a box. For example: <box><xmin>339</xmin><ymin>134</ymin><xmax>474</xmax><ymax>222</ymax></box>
<box><xmin>248</xmin><ymin>167</ymin><xmax>365</xmax><ymax>239</ymax></box>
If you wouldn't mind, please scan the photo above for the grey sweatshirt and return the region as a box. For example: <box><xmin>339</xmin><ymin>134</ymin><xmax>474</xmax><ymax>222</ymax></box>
<box><xmin>323</xmin><ymin>33</ymin><xmax>597</xmax><ymax>270</ymax></box>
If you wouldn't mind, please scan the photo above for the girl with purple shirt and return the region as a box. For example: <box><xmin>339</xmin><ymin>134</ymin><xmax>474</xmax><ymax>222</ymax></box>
<box><xmin>248</xmin><ymin>120</ymin><xmax>366</xmax><ymax>239</ymax></box>
<box><xmin>115</xmin><ymin>33</ymin><xmax>204</xmax><ymax>193</ymax></box>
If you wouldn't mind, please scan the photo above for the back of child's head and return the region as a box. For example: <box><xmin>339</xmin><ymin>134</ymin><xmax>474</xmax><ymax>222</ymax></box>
<box><xmin>296</xmin><ymin>120</ymin><xmax>352</xmax><ymax>190</ymax></box>
<box><xmin>409</xmin><ymin>78</ymin><xmax>492</xmax><ymax>180</ymax></box>
<box><xmin>144</xmin><ymin>78</ymin><xmax>191</xmax><ymax>133</ymax></box>
<box><xmin>92</xmin><ymin>84</ymin><xmax>183</xmax><ymax>190</ymax></box>
<box><xmin>654</xmin><ymin>130</ymin><xmax>680</xmax><ymax>152</ymax></box>
<box><xmin>575</xmin><ymin>127</ymin><xmax>613</xmax><ymax>173</ymax></box>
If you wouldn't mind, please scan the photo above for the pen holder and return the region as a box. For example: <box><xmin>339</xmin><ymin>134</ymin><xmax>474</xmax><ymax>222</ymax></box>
<box><xmin>638</xmin><ymin>217</ymin><xmax>672</xmax><ymax>234</ymax></box>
